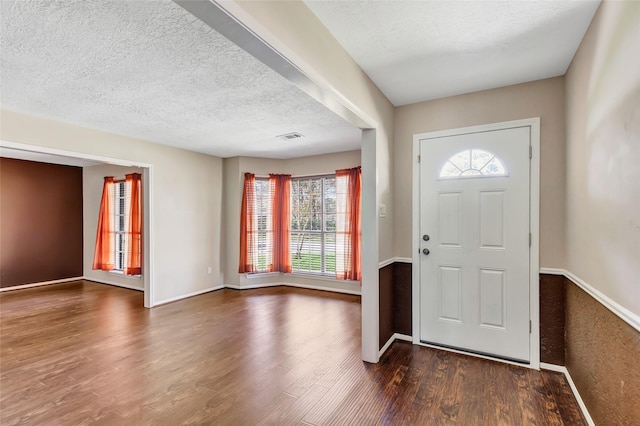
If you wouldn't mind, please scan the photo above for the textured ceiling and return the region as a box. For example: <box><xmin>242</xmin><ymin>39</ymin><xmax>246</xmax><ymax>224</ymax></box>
<box><xmin>0</xmin><ymin>0</ymin><xmax>361</xmax><ymax>159</ymax></box>
<box><xmin>305</xmin><ymin>0</ymin><xmax>601</xmax><ymax>106</ymax></box>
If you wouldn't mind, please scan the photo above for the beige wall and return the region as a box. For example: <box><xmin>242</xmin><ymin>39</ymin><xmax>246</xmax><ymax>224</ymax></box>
<box><xmin>565</xmin><ymin>1</ymin><xmax>640</xmax><ymax>316</ymax></box>
<box><xmin>1</xmin><ymin>109</ymin><xmax>225</xmax><ymax>304</ymax></box>
<box><xmin>83</xmin><ymin>164</ymin><xmax>144</xmax><ymax>290</ymax></box>
<box><xmin>222</xmin><ymin>150</ymin><xmax>361</xmax><ymax>293</ymax></box>
<box><xmin>394</xmin><ymin>77</ymin><xmax>567</xmax><ymax>268</ymax></box>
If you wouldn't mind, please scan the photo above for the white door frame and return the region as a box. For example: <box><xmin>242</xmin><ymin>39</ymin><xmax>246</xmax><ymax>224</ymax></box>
<box><xmin>411</xmin><ymin>118</ymin><xmax>540</xmax><ymax>369</ymax></box>
<box><xmin>0</xmin><ymin>140</ymin><xmax>155</xmax><ymax>308</ymax></box>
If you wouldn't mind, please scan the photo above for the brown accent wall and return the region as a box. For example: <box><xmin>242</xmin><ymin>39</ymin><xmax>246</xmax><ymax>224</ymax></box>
<box><xmin>565</xmin><ymin>278</ymin><xmax>640</xmax><ymax>425</ymax></box>
<box><xmin>379</xmin><ymin>264</ymin><xmax>394</xmax><ymax>349</ymax></box>
<box><xmin>539</xmin><ymin>274</ymin><xmax>565</xmax><ymax>365</ymax></box>
<box><xmin>393</xmin><ymin>262</ymin><xmax>412</xmax><ymax>336</ymax></box>
<box><xmin>0</xmin><ymin>158</ymin><xmax>83</xmax><ymax>287</ymax></box>
<box><xmin>379</xmin><ymin>262</ymin><xmax>413</xmax><ymax>349</ymax></box>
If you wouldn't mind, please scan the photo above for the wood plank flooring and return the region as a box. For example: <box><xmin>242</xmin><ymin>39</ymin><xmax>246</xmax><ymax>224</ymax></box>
<box><xmin>0</xmin><ymin>281</ymin><xmax>586</xmax><ymax>425</ymax></box>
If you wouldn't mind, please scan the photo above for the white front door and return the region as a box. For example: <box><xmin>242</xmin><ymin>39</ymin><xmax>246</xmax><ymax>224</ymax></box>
<box><xmin>418</xmin><ymin>126</ymin><xmax>531</xmax><ymax>362</ymax></box>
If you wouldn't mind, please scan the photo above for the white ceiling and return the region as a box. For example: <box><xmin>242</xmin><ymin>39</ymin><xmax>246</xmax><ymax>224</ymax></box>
<box><xmin>305</xmin><ymin>0</ymin><xmax>601</xmax><ymax>106</ymax></box>
<box><xmin>0</xmin><ymin>0</ymin><xmax>361</xmax><ymax>159</ymax></box>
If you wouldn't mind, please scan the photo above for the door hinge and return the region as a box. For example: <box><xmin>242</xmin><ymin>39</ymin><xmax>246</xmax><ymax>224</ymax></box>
<box><xmin>529</xmin><ymin>320</ymin><xmax>532</xmax><ymax>333</ymax></box>
<box><xmin>529</xmin><ymin>145</ymin><xmax>532</xmax><ymax>159</ymax></box>
<box><xmin>418</xmin><ymin>155</ymin><xmax>421</xmax><ymax>163</ymax></box>
<box><xmin>529</xmin><ymin>233</ymin><xmax>532</xmax><ymax>247</ymax></box>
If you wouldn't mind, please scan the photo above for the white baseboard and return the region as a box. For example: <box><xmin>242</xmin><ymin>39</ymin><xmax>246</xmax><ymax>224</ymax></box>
<box><xmin>378</xmin><ymin>333</ymin><xmax>414</xmax><ymax>357</ymax></box>
<box><xmin>154</xmin><ymin>285</ymin><xmax>225</xmax><ymax>306</ymax></box>
<box><xmin>540</xmin><ymin>363</ymin><xmax>594</xmax><ymax>426</ymax></box>
<box><xmin>225</xmin><ymin>282</ymin><xmax>361</xmax><ymax>296</ymax></box>
<box><xmin>379</xmin><ymin>334</ymin><xmax>396</xmax><ymax>357</ymax></box>
<box><xmin>539</xmin><ymin>267</ymin><xmax>565</xmax><ymax>276</ymax></box>
<box><xmin>0</xmin><ymin>276</ymin><xmax>84</xmax><ymax>292</ymax></box>
<box><xmin>378</xmin><ymin>257</ymin><xmax>413</xmax><ymax>268</ymax></box>
<box><xmin>395</xmin><ymin>333</ymin><xmax>413</xmax><ymax>342</ymax></box>
<box><xmin>83</xmin><ymin>277</ymin><xmax>144</xmax><ymax>292</ymax></box>
<box><xmin>540</xmin><ymin>268</ymin><xmax>640</xmax><ymax>332</ymax></box>
<box><xmin>284</xmin><ymin>282</ymin><xmax>361</xmax><ymax>295</ymax></box>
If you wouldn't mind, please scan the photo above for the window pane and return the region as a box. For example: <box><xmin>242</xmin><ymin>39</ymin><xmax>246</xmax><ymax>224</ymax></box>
<box><xmin>324</xmin><ymin>233</ymin><xmax>336</xmax><ymax>272</ymax></box>
<box><xmin>289</xmin><ymin>175</ymin><xmax>338</xmax><ymax>275</ymax></box>
<box><xmin>440</xmin><ymin>149</ymin><xmax>507</xmax><ymax>178</ymax></box>
<box><xmin>471</xmin><ymin>149</ymin><xmax>494</xmax><ymax>170</ymax></box>
<box><xmin>310</xmin><ymin>178</ymin><xmax>322</xmax><ymax>231</ymax></box>
<box><xmin>325</xmin><ymin>213</ymin><xmax>336</xmax><ymax>232</ymax></box>
<box><xmin>291</xmin><ymin>232</ymin><xmax>310</xmax><ymax>271</ymax></box>
<box><xmin>440</xmin><ymin>161</ymin><xmax>461</xmax><ymax>177</ymax></box>
<box><xmin>290</xmin><ymin>180</ymin><xmax>299</xmax><ymax>231</ymax></box>
<box><xmin>460</xmin><ymin>169</ymin><xmax>482</xmax><ymax>176</ymax></box>
<box><xmin>254</xmin><ymin>179</ymin><xmax>271</xmax><ymax>272</ymax></box>
<box><xmin>449</xmin><ymin>150</ymin><xmax>471</xmax><ymax>171</ymax></box>
<box><xmin>290</xmin><ymin>232</ymin><xmax>323</xmax><ymax>272</ymax></box>
<box><xmin>324</xmin><ymin>177</ymin><xmax>336</xmax><ymax>232</ymax></box>
<box><xmin>481</xmin><ymin>157</ymin><xmax>506</xmax><ymax>175</ymax></box>
<box><xmin>298</xmin><ymin>180</ymin><xmax>312</xmax><ymax>231</ymax></box>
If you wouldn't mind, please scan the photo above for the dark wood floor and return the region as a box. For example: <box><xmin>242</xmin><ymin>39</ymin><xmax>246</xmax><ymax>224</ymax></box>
<box><xmin>0</xmin><ymin>281</ymin><xmax>585</xmax><ymax>425</ymax></box>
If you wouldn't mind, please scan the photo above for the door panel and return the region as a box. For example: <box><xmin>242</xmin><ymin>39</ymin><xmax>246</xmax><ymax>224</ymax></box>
<box><xmin>419</xmin><ymin>126</ymin><xmax>530</xmax><ymax>362</ymax></box>
<box><xmin>479</xmin><ymin>191</ymin><xmax>505</xmax><ymax>248</ymax></box>
<box><xmin>478</xmin><ymin>268</ymin><xmax>506</xmax><ymax>328</ymax></box>
<box><xmin>439</xmin><ymin>266</ymin><xmax>462</xmax><ymax>322</ymax></box>
<box><xmin>438</xmin><ymin>192</ymin><xmax>462</xmax><ymax>246</ymax></box>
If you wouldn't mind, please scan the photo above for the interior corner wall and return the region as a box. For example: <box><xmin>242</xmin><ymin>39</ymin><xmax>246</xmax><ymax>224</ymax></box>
<box><xmin>0</xmin><ymin>158</ymin><xmax>83</xmax><ymax>287</ymax></box>
<box><xmin>1</xmin><ymin>109</ymin><xmax>224</xmax><ymax>304</ymax></box>
<box><xmin>563</xmin><ymin>2</ymin><xmax>640</xmax><ymax>423</ymax></box>
<box><xmin>83</xmin><ymin>163</ymin><xmax>144</xmax><ymax>290</ymax></box>
<box><xmin>394</xmin><ymin>77</ymin><xmax>566</xmax><ymax>269</ymax></box>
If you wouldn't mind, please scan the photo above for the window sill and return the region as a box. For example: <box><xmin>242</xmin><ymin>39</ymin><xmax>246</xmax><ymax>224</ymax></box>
<box><xmin>107</xmin><ymin>271</ymin><xmax>142</xmax><ymax>280</ymax></box>
<box><xmin>244</xmin><ymin>272</ymin><xmax>281</xmax><ymax>279</ymax></box>
<box><xmin>286</xmin><ymin>272</ymin><xmax>360</xmax><ymax>284</ymax></box>
<box><xmin>243</xmin><ymin>271</ymin><xmax>360</xmax><ymax>285</ymax></box>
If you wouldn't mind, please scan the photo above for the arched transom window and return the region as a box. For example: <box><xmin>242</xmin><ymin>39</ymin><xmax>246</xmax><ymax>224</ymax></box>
<box><xmin>439</xmin><ymin>149</ymin><xmax>507</xmax><ymax>178</ymax></box>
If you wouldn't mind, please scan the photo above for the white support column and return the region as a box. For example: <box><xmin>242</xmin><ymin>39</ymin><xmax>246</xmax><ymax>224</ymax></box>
<box><xmin>143</xmin><ymin>166</ymin><xmax>154</xmax><ymax>308</ymax></box>
<box><xmin>361</xmin><ymin>128</ymin><xmax>379</xmax><ymax>363</ymax></box>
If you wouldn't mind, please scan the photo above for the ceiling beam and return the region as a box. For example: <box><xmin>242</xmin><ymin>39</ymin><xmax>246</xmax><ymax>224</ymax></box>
<box><xmin>173</xmin><ymin>0</ymin><xmax>371</xmax><ymax>130</ymax></box>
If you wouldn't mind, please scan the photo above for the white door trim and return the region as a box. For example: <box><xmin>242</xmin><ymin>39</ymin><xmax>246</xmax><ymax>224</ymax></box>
<box><xmin>411</xmin><ymin>118</ymin><xmax>540</xmax><ymax>369</ymax></box>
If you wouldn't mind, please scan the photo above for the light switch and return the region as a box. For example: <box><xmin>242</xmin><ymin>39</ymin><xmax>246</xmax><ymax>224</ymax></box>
<box><xmin>379</xmin><ymin>204</ymin><xmax>387</xmax><ymax>218</ymax></box>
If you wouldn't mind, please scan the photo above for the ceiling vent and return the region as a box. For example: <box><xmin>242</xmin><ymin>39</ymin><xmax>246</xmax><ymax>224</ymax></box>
<box><xmin>276</xmin><ymin>132</ymin><xmax>304</xmax><ymax>141</ymax></box>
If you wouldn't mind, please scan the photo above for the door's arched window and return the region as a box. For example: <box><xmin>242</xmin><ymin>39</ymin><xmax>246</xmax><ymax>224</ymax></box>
<box><xmin>439</xmin><ymin>149</ymin><xmax>507</xmax><ymax>178</ymax></box>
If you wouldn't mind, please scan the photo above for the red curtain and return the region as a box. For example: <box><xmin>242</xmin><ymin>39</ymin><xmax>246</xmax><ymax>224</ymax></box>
<box><xmin>92</xmin><ymin>176</ymin><xmax>115</xmax><ymax>271</ymax></box>
<box><xmin>270</xmin><ymin>174</ymin><xmax>292</xmax><ymax>273</ymax></box>
<box><xmin>336</xmin><ymin>167</ymin><xmax>362</xmax><ymax>281</ymax></box>
<box><xmin>124</xmin><ymin>173</ymin><xmax>142</xmax><ymax>276</ymax></box>
<box><xmin>239</xmin><ymin>173</ymin><xmax>257</xmax><ymax>273</ymax></box>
